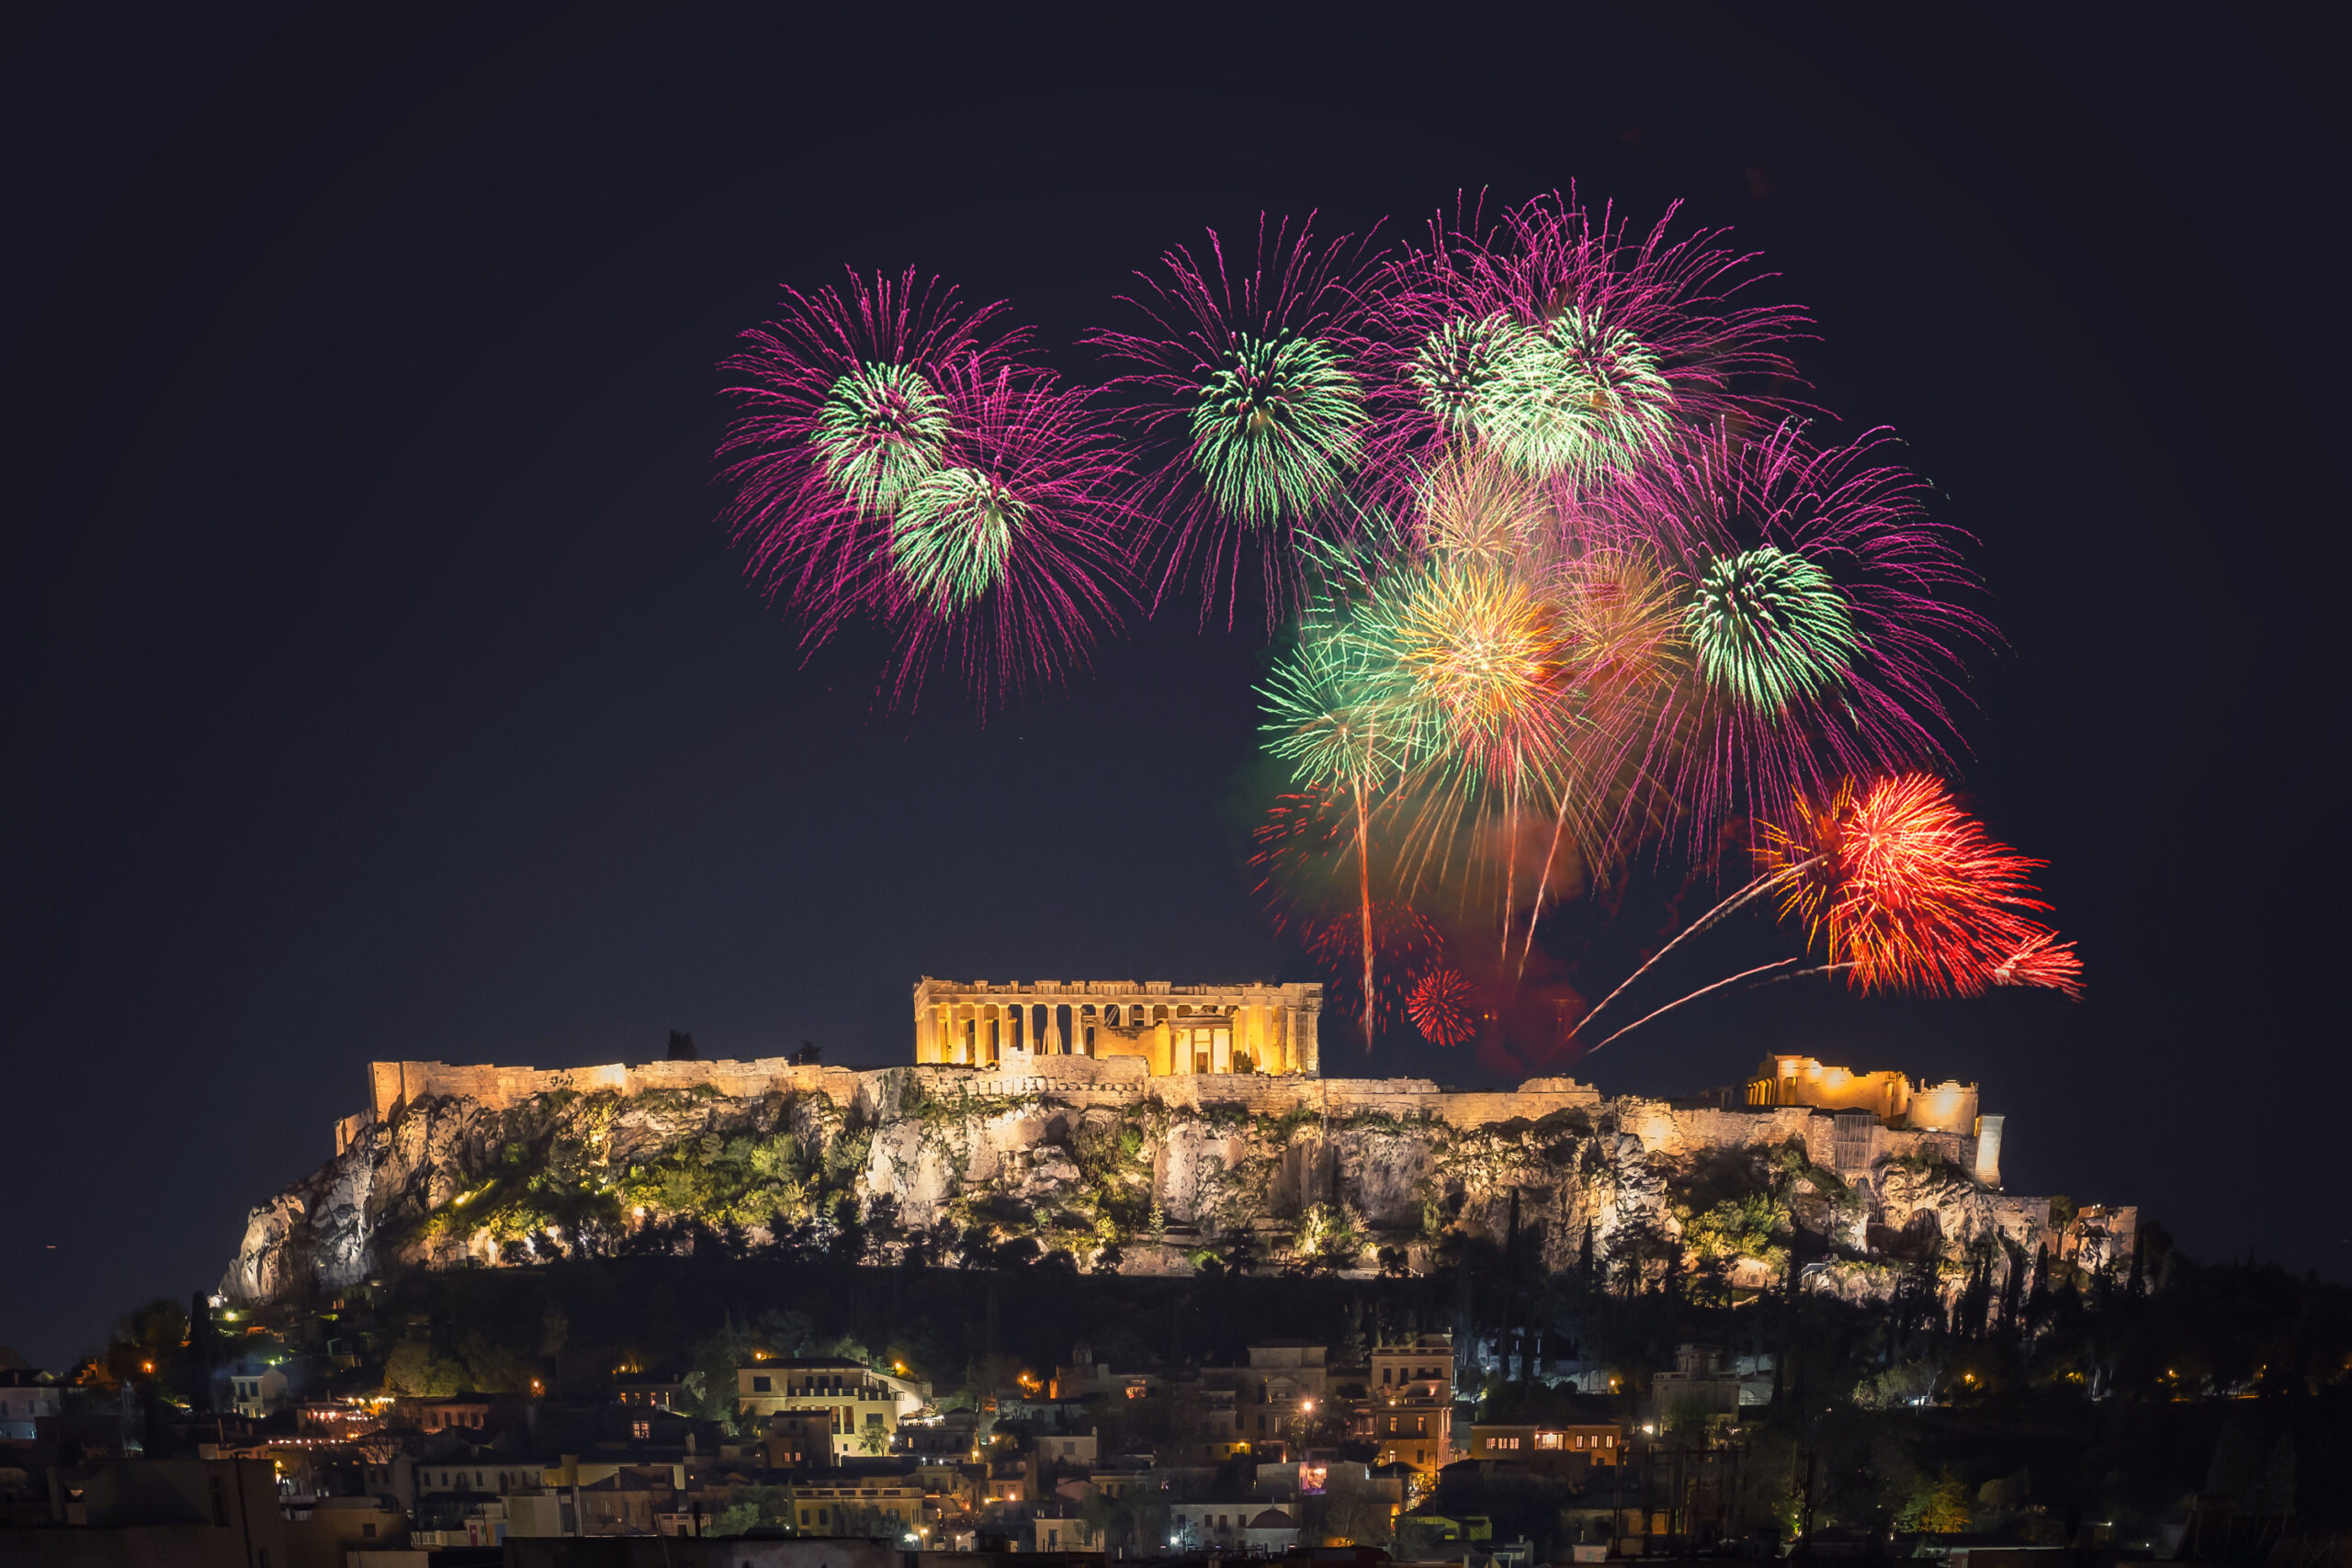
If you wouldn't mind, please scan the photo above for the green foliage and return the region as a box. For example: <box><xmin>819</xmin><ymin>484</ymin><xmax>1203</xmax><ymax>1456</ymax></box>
<box><xmin>1679</xmin><ymin>1192</ymin><xmax>1792</xmax><ymax>1275</ymax></box>
<box><xmin>1904</xmin><ymin>1467</ymin><xmax>1972</xmax><ymax>1532</ymax></box>
<box><xmin>384</xmin><ymin>1337</ymin><xmax>466</xmax><ymax>1396</ymax></box>
<box><xmin>1290</xmin><ymin>1202</ymin><xmax>1364</xmax><ymax>1270</ymax></box>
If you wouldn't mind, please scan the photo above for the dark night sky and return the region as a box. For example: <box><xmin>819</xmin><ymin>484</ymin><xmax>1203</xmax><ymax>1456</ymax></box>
<box><xmin>4</xmin><ymin>6</ymin><xmax>2342</xmax><ymax>1368</ymax></box>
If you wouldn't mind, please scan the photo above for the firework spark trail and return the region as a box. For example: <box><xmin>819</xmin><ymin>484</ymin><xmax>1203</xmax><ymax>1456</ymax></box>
<box><xmin>1754</xmin><ymin>962</ymin><xmax>1859</xmax><ymax>987</ymax></box>
<box><xmin>1562</xmin><ymin>873</ymin><xmax>1780</xmax><ymax>1043</ymax></box>
<box><xmin>1581</xmin><ymin>957</ymin><xmax>1803</xmax><ymax>1055</ymax></box>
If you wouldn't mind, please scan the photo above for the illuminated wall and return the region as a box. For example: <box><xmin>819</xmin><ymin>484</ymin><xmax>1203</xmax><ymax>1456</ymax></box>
<box><xmin>1744</xmin><ymin>1055</ymin><xmax>1981</xmax><ymax>1134</ymax></box>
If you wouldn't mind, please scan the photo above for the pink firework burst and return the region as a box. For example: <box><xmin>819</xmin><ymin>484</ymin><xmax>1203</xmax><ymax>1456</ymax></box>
<box><xmin>718</xmin><ymin>268</ymin><xmax>1023</xmax><ymax>644</ymax></box>
<box><xmin>1612</xmin><ymin>421</ymin><xmax>1994</xmax><ymax>845</ymax></box>
<box><xmin>873</xmin><ymin>358</ymin><xmax>1138</xmax><ymax>706</ymax></box>
<box><xmin>717</xmin><ymin>271</ymin><xmax>1134</xmax><ymax>706</ymax></box>
<box><xmin>1088</xmin><ymin>214</ymin><xmax>1387</xmax><ymax>628</ymax></box>
<box><xmin>1371</xmin><ymin>189</ymin><xmax>1810</xmax><ymax>505</ymax></box>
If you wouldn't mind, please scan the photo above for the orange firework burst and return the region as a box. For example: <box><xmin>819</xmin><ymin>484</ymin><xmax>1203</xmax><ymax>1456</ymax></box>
<box><xmin>1758</xmin><ymin>773</ymin><xmax>2082</xmax><ymax>998</ymax></box>
<box><xmin>1407</xmin><ymin>967</ymin><xmax>1478</xmax><ymax>1046</ymax></box>
<box><xmin>1380</xmin><ymin>557</ymin><xmax>1576</xmax><ymax>784</ymax></box>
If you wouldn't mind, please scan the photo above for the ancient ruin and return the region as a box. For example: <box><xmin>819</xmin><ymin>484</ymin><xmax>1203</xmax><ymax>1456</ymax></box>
<box><xmin>911</xmin><ymin>977</ymin><xmax>1325</xmax><ymax>1076</ymax></box>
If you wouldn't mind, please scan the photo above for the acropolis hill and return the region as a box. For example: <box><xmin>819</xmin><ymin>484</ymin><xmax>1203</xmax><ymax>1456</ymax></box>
<box><xmin>224</xmin><ymin>976</ymin><xmax>2137</xmax><ymax>1308</ymax></box>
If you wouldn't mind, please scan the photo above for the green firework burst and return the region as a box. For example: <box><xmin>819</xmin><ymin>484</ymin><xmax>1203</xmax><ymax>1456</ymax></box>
<box><xmin>812</xmin><ymin>362</ymin><xmax>952</xmax><ymax>514</ymax></box>
<box><xmin>1546</xmin><ymin>308</ymin><xmax>1674</xmax><ymax>471</ymax></box>
<box><xmin>1409</xmin><ymin>314</ymin><xmax>1530</xmax><ymax>434</ymax></box>
<box><xmin>1473</xmin><ymin>311</ymin><xmax>1672</xmax><ymax>483</ymax></box>
<box><xmin>890</xmin><ymin>467</ymin><xmax>1025</xmax><ymax>612</ymax></box>
<box><xmin>1259</xmin><ymin>618</ymin><xmax>1408</xmax><ymax>787</ymax></box>
<box><xmin>1684</xmin><ymin>547</ymin><xmax>1861</xmax><ymax>712</ymax></box>
<box><xmin>1189</xmin><ymin>333</ymin><xmax>1366</xmax><ymax>525</ymax></box>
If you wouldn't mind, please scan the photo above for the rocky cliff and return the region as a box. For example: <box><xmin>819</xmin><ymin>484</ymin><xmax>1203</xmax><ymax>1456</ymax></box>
<box><xmin>223</xmin><ymin>1060</ymin><xmax>2120</xmax><ymax>1309</ymax></box>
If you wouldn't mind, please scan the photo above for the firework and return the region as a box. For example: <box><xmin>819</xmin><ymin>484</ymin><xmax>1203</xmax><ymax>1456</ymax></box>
<box><xmin>1090</xmin><ymin>216</ymin><xmax>1383</xmax><ymax>623</ymax></box>
<box><xmin>1614</xmin><ymin>421</ymin><xmax>1991</xmax><ymax>836</ymax></box>
<box><xmin>1684</xmin><ymin>545</ymin><xmax>1862</xmax><ymax>713</ymax></box>
<box><xmin>1407</xmin><ymin>967</ymin><xmax>1478</xmax><ymax>1046</ymax></box>
<box><xmin>1369</xmin><ymin>556</ymin><xmax>1577</xmax><ymax>785</ymax></box>
<box><xmin>1757</xmin><ymin>773</ymin><xmax>2081</xmax><ymax>998</ymax></box>
<box><xmin>718</xmin><ymin>268</ymin><xmax>1021</xmax><ymax>639</ymax></box>
<box><xmin>1259</xmin><ymin>613</ymin><xmax>1409</xmax><ymax>791</ymax></box>
<box><xmin>1469</xmin><ymin>310</ymin><xmax>1678</xmax><ymax>484</ymax></box>
<box><xmin>1304</xmin><ymin>900</ymin><xmax>1447</xmax><ymax>1043</ymax></box>
<box><xmin>1374</xmin><ymin>190</ymin><xmax>1808</xmax><ymax>483</ymax></box>
<box><xmin>1986</xmin><ymin>928</ymin><xmax>2085</xmax><ymax>998</ymax></box>
<box><xmin>1408</xmin><ymin>313</ymin><xmax>1530</xmax><ymax>437</ymax></box>
<box><xmin>812</xmin><ymin>361</ymin><xmax>955</xmax><ymax>517</ymax></box>
<box><xmin>1413</xmin><ymin>444</ymin><xmax>1555</xmax><ymax>562</ymax></box>
<box><xmin>1189</xmin><ymin>333</ymin><xmax>1367</xmax><ymax>525</ymax></box>
<box><xmin>889</xmin><ymin>465</ymin><xmax>1025</xmax><ymax>614</ymax></box>
<box><xmin>875</xmin><ymin>360</ymin><xmax>1137</xmax><ymax>703</ymax></box>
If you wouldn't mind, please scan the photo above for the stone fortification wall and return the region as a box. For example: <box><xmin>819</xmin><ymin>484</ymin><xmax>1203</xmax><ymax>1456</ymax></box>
<box><xmin>366</xmin><ymin>1057</ymin><xmax>865</xmax><ymax>1124</ymax></box>
<box><xmin>356</xmin><ymin>1054</ymin><xmax>1605</xmax><ymax>1155</ymax></box>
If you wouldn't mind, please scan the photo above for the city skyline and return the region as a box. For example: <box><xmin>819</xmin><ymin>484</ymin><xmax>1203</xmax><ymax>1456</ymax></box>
<box><xmin>5</xmin><ymin>5</ymin><xmax>2337</xmax><ymax>1382</ymax></box>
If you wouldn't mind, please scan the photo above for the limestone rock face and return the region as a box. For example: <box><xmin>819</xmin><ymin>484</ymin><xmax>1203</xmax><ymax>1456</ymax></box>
<box><xmin>220</xmin><ymin>1064</ymin><xmax>2104</xmax><ymax>1310</ymax></box>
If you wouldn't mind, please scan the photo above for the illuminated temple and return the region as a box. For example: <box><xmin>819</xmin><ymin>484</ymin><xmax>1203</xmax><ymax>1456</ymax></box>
<box><xmin>910</xmin><ymin>977</ymin><xmax>1323</xmax><ymax>1077</ymax></box>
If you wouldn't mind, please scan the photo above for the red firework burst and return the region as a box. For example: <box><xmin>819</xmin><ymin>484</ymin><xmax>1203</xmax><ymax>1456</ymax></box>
<box><xmin>1407</xmin><ymin>968</ymin><xmax>1478</xmax><ymax>1046</ymax></box>
<box><xmin>1758</xmin><ymin>773</ymin><xmax>2081</xmax><ymax>998</ymax></box>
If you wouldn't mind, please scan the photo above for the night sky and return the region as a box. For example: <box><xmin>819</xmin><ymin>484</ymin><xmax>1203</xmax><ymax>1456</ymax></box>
<box><xmin>5</xmin><ymin>7</ymin><xmax>2340</xmax><ymax>1368</ymax></box>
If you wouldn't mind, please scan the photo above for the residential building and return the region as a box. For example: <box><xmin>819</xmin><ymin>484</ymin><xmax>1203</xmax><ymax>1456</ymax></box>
<box><xmin>737</xmin><ymin>1359</ymin><xmax>927</xmax><ymax>1456</ymax></box>
<box><xmin>789</xmin><ymin>1471</ymin><xmax>924</xmax><ymax>1533</ymax></box>
<box><xmin>1648</xmin><ymin>1345</ymin><xmax>1741</xmax><ymax>1422</ymax></box>
<box><xmin>1033</xmin><ymin>1431</ymin><xmax>1099</xmax><ymax>1469</ymax></box>
<box><xmin>613</xmin><ymin>1375</ymin><xmax>684</xmax><ymax>1411</ymax></box>
<box><xmin>763</xmin><ymin>1409</ymin><xmax>840</xmax><ymax>1470</ymax></box>
<box><xmin>1170</xmin><ymin>1500</ymin><xmax>1301</xmax><ymax>1552</ymax></box>
<box><xmin>389</xmin><ymin>1394</ymin><xmax>491</xmax><ymax>1433</ymax></box>
<box><xmin>224</xmin><ymin>1363</ymin><xmax>288</xmax><ymax>1418</ymax></box>
<box><xmin>1031</xmin><ymin>1505</ymin><xmax>1105</xmax><ymax>1553</ymax></box>
<box><xmin>1204</xmin><ymin>1342</ymin><xmax>1330</xmax><ymax>1457</ymax></box>
<box><xmin>0</xmin><ymin>1370</ymin><xmax>62</xmax><ymax>1442</ymax></box>
<box><xmin>1466</xmin><ymin>1421</ymin><xmax>1620</xmax><ymax>1472</ymax></box>
<box><xmin>1363</xmin><ymin>1334</ymin><xmax>1454</xmax><ymax>1472</ymax></box>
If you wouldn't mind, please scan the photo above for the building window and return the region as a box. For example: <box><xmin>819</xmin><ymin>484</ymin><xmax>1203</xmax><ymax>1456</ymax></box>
<box><xmin>752</xmin><ymin>1375</ymin><xmax>772</xmax><ymax>1393</ymax></box>
<box><xmin>632</xmin><ymin>1420</ymin><xmax>650</xmax><ymax>1439</ymax></box>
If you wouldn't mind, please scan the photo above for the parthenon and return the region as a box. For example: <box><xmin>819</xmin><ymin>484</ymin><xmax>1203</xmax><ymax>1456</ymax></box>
<box><xmin>910</xmin><ymin>977</ymin><xmax>1322</xmax><ymax>1077</ymax></box>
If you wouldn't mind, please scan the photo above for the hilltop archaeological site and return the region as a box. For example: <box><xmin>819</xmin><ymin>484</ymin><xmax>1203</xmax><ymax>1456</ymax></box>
<box><xmin>224</xmin><ymin>976</ymin><xmax>2136</xmax><ymax>1309</ymax></box>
